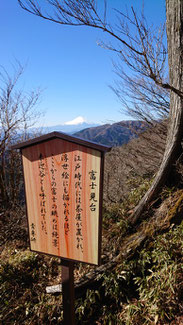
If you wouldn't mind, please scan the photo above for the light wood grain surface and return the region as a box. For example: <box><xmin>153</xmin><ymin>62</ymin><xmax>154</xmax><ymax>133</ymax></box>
<box><xmin>22</xmin><ymin>138</ymin><xmax>101</xmax><ymax>265</ymax></box>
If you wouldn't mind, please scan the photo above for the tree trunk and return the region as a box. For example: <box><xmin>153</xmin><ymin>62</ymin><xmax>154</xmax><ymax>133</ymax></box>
<box><xmin>130</xmin><ymin>0</ymin><xmax>183</xmax><ymax>225</ymax></box>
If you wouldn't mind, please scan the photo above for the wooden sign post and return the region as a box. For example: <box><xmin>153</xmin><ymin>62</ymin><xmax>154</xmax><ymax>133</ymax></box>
<box><xmin>62</xmin><ymin>259</ymin><xmax>75</xmax><ymax>324</ymax></box>
<box><xmin>13</xmin><ymin>132</ymin><xmax>111</xmax><ymax>324</ymax></box>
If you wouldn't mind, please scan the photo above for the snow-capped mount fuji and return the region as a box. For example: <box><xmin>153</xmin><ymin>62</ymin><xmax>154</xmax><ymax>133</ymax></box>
<box><xmin>40</xmin><ymin>116</ymin><xmax>100</xmax><ymax>134</ymax></box>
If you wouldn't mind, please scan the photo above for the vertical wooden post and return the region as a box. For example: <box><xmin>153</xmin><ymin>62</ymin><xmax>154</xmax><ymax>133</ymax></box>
<box><xmin>61</xmin><ymin>259</ymin><xmax>75</xmax><ymax>325</ymax></box>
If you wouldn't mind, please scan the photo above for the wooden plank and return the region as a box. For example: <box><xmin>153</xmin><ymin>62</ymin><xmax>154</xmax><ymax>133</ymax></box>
<box><xmin>46</xmin><ymin>284</ymin><xmax>62</xmax><ymax>294</ymax></box>
<box><xmin>22</xmin><ymin>138</ymin><xmax>102</xmax><ymax>265</ymax></box>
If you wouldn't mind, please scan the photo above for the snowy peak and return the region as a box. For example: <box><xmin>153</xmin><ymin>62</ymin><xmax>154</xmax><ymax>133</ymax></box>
<box><xmin>64</xmin><ymin>116</ymin><xmax>86</xmax><ymax>126</ymax></box>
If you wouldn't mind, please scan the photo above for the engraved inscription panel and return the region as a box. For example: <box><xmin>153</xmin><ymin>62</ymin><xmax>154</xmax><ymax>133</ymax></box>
<box><xmin>22</xmin><ymin>138</ymin><xmax>101</xmax><ymax>265</ymax></box>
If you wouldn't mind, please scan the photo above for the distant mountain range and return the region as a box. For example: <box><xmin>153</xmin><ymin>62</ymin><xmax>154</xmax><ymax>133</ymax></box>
<box><xmin>38</xmin><ymin>122</ymin><xmax>99</xmax><ymax>135</ymax></box>
<box><xmin>28</xmin><ymin>120</ymin><xmax>147</xmax><ymax>147</ymax></box>
<box><xmin>74</xmin><ymin>120</ymin><xmax>147</xmax><ymax>147</ymax></box>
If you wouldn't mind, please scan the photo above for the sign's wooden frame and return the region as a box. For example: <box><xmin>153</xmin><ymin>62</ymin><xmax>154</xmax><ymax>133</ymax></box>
<box><xmin>13</xmin><ymin>132</ymin><xmax>111</xmax><ymax>266</ymax></box>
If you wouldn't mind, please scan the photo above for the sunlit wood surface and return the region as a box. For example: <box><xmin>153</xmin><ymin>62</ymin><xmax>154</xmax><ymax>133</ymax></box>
<box><xmin>22</xmin><ymin>138</ymin><xmax>101</xmax><ymax>265</ymax></box>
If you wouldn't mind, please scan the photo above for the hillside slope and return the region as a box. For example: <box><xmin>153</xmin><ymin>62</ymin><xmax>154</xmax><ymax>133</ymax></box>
<box><xmin>2</xmin><ymin>119</ymin><xmax>183</xmax><ymax>325</ymax></box>
<box><xmin>103</xmin><ymin>121</ymin><xmax>166</xmax><ymax>203</ymax></box>
<box><xmin>74</xmin><ymin>120</ymin><xmax>147</xmax><ymax>146</ymax></box>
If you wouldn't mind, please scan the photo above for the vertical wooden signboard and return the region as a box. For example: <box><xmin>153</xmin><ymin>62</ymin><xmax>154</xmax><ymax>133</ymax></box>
<box><xmin>13</xmin><ymin>132</ymin><xmax>111</xmax><ymax>324</ymax></box>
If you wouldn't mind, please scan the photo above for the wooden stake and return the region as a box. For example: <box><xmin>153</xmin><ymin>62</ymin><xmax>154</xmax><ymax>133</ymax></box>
<box><xmin>61</xmin><ymin>259</ymin><xmax>75</xmax><ymax>325</ymax></box>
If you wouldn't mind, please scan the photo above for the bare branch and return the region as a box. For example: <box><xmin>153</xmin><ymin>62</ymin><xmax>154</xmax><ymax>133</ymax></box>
<box><xmin>0</xmin><ymin>63</ymin><xmax>43</xmax><ymax>207</ymax></box>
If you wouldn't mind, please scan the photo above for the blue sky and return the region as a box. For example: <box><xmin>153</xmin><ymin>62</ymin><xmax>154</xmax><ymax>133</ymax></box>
<box><xmin>0</xmin><ymin>0</ymin><xmax>166</xmax><ymax>127</ymax></box>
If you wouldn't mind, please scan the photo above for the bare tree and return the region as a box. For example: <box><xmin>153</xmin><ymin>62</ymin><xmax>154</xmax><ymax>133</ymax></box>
<box><xmin>131</xmin><ymin>0</ymin><xmax>183</xmax><ymax>223</ymax></box>
<box><xmin>112</xmin><ymin>65</ymin><xmax>169</xmax><ymax>124</ymax></box>
<box><xmin>0</xmin><ymin>64</ymin><xmax>42</xmax><ymax>209</ymax></box>
<box><xmin>17</xmin><ymin>0</ymin><xmax>183</xmax><ymax>222</ymax></box>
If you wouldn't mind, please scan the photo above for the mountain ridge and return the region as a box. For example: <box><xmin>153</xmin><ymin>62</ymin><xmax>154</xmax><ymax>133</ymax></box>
<box><xmin>31</xmin><ymin>122</ymin><xmax>100</xmax><ymax>135</ymax></box>
<box><xmin>74</xmin><ymin>120</ymin><xmax>147</xmax><ymax>146</ymax></box>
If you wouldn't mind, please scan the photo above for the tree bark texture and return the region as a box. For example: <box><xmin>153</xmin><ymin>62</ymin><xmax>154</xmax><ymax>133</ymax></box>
<box><xmin>130</xmin><ymin>0</ymin><xmax>183</xmax><ymax>225</ymax></box>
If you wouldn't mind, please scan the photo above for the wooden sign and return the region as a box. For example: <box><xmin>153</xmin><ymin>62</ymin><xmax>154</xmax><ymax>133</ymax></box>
<box><xmin>13</xmin><ymin>132</ymin><xmax>110</xmax><ymax>265</ymax></box>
